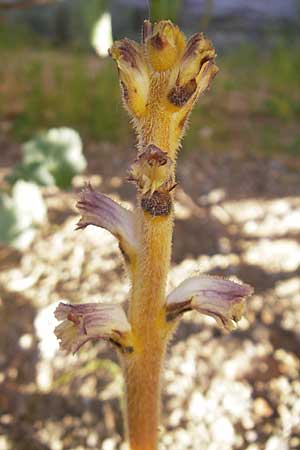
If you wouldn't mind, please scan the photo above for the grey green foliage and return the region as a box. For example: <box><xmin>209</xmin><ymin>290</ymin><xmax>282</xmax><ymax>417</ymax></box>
<box><xmin>1</xmin><ymin>128</ymin><xmax>86</xmax><ymax>249</ymax></box>
<box><xmin>0</xmin><ymin>181</ymin><xmax>47</xmax><ymax>250</ymax></box>
<box><xmin>8</xmin><ymin>128</ymin><xmax>87</xmax><ymax>189</ymax></box>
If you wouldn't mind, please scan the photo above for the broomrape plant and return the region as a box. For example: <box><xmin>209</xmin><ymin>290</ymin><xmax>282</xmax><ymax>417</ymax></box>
<box><xmin>54</xmin><ymin>20</ymin><xmax>253</xmax><ymax>450</ymax></box>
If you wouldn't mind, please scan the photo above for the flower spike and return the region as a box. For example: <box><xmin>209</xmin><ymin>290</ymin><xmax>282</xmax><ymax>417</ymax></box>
<box><xmin>55</xmin><ymin>302</ymin><xmax>132</xmax><ymax>354</ymax></box>
<box><xmin>52</xmin><ymin>19</ymin><xmax>252</xmax><ymax>450</ymax></box>
<box><xmin>166</xmin><ymin>276</ymin><xmax>253</xmax><ymax>331</ymax></box>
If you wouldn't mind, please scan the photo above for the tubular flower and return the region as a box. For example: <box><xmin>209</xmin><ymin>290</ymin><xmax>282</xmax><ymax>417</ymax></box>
<box><xmin>54</xmin><ymin>302</ymin><xmax>132</xmax><ymax>354</ymax></box>
<box><xmin>166</xmin><ymin>276</ymin><xmax>253</xmax><ymax>331</ymax></box>
<box><xmin>76</xmin><ymin>183</ymin><xmax>137</xmax><ymax>261</ymax></box>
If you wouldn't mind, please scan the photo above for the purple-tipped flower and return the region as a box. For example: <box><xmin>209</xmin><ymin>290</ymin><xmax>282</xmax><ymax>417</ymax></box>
<box><xmin>76</xmin><ymin>184</ymin><xmax>137</xmax><ymax>257</ymax></box>
<box><xmin>54</xmin><ymin>302</ymin><xmax>131</xmax><ymax>354</ymax></box>
<box><xmin>167</xmin><ymin>276</ymin><xmax>253</xmax><ymax>331</ymax></box>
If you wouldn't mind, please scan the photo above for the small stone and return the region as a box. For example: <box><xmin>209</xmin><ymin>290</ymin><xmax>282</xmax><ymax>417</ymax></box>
<box><xmin>253</xmin><ymin>397</ymin><xmax>273</xmax><ymax>417</ymax></box>
<box><xmin>102</xmin><ymin>438</ymin><xmax>117</xmax><ymax>450</ymax></box>
<box><xmin>265</xmin><ymin>436</ymin><xmax>288</xmax><ymax>450</ymax></box>
<box><xmin>211</xmin><ymin>417</ymin><xmax>234</xmax><ymax>445</ymax></box>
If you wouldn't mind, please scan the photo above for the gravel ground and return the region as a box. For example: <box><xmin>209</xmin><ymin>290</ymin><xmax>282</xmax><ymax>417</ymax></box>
<box><xmin>0</xmin><ymin>145</ymin><xmax>300</xmax><ymax>450</ymax></box>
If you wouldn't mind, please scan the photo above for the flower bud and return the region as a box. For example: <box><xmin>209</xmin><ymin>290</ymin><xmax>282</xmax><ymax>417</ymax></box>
<box><xmin>179</xmin><ymin>33</ymin><xmax>216</xmax><ymax>85</ymax></box>
<box><xmin>146</xmin><ymin>20</ymin><xmax>185</xmax><ymax>72</ymax></box>
<box><xmin>168</xmin><ymin>33</ymin><xmax>219</xmax><ymax>110</ymax></box>
<box><xmin>167</xmin><ymin>276</ymin><xmax>253</xmax><ymax>331</ymax></box>
<box><xmin>109</xmin><ymin>39</ymin><xmax>149</xmax><ymax>117</ymax></box>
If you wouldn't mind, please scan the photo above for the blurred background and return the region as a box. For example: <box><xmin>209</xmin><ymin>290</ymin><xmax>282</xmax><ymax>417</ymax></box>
<box><xmin>0</xmin><ymin>1</ymin><xmax>300</xmax><ymax>449</ymax></box>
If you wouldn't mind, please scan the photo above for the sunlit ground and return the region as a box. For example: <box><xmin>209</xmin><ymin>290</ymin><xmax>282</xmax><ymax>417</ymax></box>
<box><xmin>0</xmin><ymin>17</ymin><xmax>300</xmax><ymax>450</ymax></box>
<box><xmin>0</xmin><ymin>143</ymin><xmax>300</xmax><ymax>450</ymax></box>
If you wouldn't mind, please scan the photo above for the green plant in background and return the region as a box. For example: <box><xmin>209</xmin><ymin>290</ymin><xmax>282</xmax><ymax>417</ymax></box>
<box><xmin>54</xmin><ymin>20</ymin><xmax>253</xmax><ymax>449</ymax></box>
<box><xmin>150</xmin><ymin>0</ymin><xmax>182</xmax><ymax>22</ymax></box>
<box><xmin>80</xmin><ymin>0</ymin><xmax>107</xmax><ymax>37</ymax></box>
<box><xmin>2</xmin><ymin>42</ymin><xmax>299</xmax><ymax>155</ymax></box>
<box><xmin>8</xmin><ymin>127</ymin><xmax>87</xmax><ymax>189</ymax></box>
<box><xmin>1</xmin><ymin>127</ymin><xmax>86</xmax><ymax>249</ymax></box>
<box><xmin>0</xmin><ymin>180</ymin><xmax>46</xmax><ymax>250</ymax></box>
<box><xmin>0</xmin><ymin>21</ymin><xmax>42</xmax><ymax>50</ymax></box>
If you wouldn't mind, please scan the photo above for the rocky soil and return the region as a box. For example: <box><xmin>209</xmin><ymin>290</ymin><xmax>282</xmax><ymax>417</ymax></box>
<box><xmin>1</xmin><ymin>143</ymin><xmax>300</xmax><ymax>450</ymax></box>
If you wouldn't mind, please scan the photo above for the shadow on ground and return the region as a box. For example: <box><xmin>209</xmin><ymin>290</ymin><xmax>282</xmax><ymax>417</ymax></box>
<box><xmin>0</xmin><ymin>145</ymin><xmax>300</xmax><ymax>449</ymax></box>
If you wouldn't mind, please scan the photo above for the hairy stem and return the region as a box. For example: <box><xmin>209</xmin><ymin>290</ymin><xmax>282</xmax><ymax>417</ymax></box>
<box><xmin>124</xmin><ymin>72</ymin><xmax>179</xmax><ymax>447</ymax></box>
<box><xmin>125</xmin><ymin>162</ymin><xmax>175</xmax><ymax>449</ymax></box>
<box><xmin>123</xmin><ymin>338</ymin><xmax>166</xmax><ymax>450</ymax></box>
<box><xmin>54</xmin><ymin>20</ymin><xmax>224</xmax><ymax>450</ymax></box>
<box><xmin>109</xmin><ymin>20</ymin><xmax>219</xmax><ymax>449</ymax></box>
<box><xmin>137</xmin><ymin>74</ymin><xmax>182</xmax><ymax>159</ymax></box>
<box><xmin>124</xmin><ymin>214</ymin><xmax>173</xmax><ymax>449</ymax></box>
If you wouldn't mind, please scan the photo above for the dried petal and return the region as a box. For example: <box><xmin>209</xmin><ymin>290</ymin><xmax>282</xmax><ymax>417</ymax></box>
<box><xmin>76</xmin><ymin>183</ymin><xmax>137</xmax><ymax>257</ymax></box>
<box><xmin>130</xmin><ymin>144</ymin><xmax>173</xmax><ymax>195</ymax></box>
<box><xmin>167</xmin><ymin>276</ymin><xmax>253</xmax><ymax>331</ymax></box>
<box><xmin>141</xmin><ymin>190</ymin><xmax>172</xmax><ymax>217</ymax></box>
<box><xmin>54</xmin><ymin>302</ymin><xmax>131</xmax><ymax>354</ymax></box>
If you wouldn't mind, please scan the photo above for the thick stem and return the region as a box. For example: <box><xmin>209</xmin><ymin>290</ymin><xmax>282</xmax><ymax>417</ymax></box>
<box><xmin>124</xmin><ymin>201</ymin><xmax>174</xmax><ymax>450</ymax></box>
<box><xmin>129</xmin><ymin>212</ymin><xmax>173</xmax><ymax>328</ymax></box>
<box><xmin>124</xmin><ymin>214</ymin><xmax>173</xmax><ymax>449</ymax></box>
<box><xmin>124</xmin><ymin>80</ymin><xmax>177</xmax><ymax>447</ymax></box>
<box><xmin>108</xmin><ymin>22</ymin><xmax>219</xmax><ymax>449</ymax></box>
<box><xmin>123</xmin><ymin>340</ymin><xmax>166</xmax><ymax>450</ymax></box>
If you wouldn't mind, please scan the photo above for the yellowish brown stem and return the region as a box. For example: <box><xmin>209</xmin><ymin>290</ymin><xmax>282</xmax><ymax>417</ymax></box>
<box><xmin>122</xmin><ymin>34</ymin><xmax>189</xmax><ymax>450</ymax></box>
<box><xmin>123</xmin><ymin>337</ymin><xmax>166</xmax><ymax>450</ymax></box>
<box><xmin>137</xmin><ymin>78</ymin><xmax>179</xmax><ymax>157</ymax></box>
<box><xmin>124</xmin><ymin>214</ymin><xmax>173</xmax><ymax>449</ymax></box>
<box><xmin>109</xmin><ymin>20</ymin><xmax>219</xmax><ymax>450</ymax></box>
<box><xmin>125</xmin><ymin>146</ymin><xmax>175</xmax><ymax>450</ymax></box>
<box><xmin>54</xmin><ymin>23</ymin><xmax>253</xmax><ymax>450</ymax></box>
